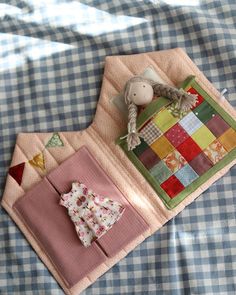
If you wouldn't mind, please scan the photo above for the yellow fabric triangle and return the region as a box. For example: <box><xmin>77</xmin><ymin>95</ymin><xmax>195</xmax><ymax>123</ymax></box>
<box><xmin>29</xmin><ymin>152</ymin><xmax>45</xmax><ymax>171</ymax></box>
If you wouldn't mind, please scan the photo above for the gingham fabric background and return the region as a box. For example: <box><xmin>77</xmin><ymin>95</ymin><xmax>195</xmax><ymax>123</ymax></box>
<box><xmin>0</xmin><ymin>1</ymin><xmax>236</xmax><ymax>294</ymax></box>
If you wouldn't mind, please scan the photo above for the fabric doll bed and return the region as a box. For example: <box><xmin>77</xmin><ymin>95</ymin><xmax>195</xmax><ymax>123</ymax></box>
<box><xmin>1</xmin><ymin>48</ymin><xmax>236</xmax><ymax>295</ymax></box>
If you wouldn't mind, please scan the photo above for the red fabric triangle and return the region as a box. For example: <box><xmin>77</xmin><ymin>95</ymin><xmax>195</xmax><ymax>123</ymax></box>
<box><xmin>9</xmin><ymin>162</ymin><xmax>25</xmax><ymax>185</ymax></box>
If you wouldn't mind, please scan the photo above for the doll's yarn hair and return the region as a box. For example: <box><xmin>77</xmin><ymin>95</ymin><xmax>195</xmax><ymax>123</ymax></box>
<box><xmin>123</xmin><ymin>76</ymin><xmax>155</xmax><ymax>150</ymax></box>
<box><xmin>123</xmin><ymin>76</ymin><xmax>197</xmax><ymax>150</ymax></box>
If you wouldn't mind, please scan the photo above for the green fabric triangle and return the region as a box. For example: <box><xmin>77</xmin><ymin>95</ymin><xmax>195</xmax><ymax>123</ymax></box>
<box><xmin>46</xmin><ymin>133</ymin><xmax>64</xmax><ymax>148</ymax></box>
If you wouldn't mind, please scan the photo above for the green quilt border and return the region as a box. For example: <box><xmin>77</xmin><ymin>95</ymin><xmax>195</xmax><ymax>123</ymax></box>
<box><xmin>117</xmin><ymin>76</ymin><xmax>236</xmax><ymax>209</ymax></box>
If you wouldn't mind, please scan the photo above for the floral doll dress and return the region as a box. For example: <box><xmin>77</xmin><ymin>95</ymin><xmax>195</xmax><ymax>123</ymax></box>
<box><xmin>60</xmin><ymin>182</ymin><xmax>125</xmax><ymax>247</ymax></box>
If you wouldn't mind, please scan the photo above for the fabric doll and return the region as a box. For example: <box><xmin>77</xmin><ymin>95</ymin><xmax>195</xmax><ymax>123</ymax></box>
<box><xmin>123</xmin><ymin>76</ymin><xmax>197</xmax><ymax>150</ymax></box>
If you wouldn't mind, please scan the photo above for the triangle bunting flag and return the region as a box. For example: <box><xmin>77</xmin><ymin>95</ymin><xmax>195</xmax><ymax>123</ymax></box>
<box><xmin>9</xmin><ymin>162</ymin><xmax>25</xmax><ymax>185</ymax></box>
<box><xmin>46</xmin><ymin>132</ymin><xmax>64</xmax><ymax>148</ymax></box>
<box><xmin>29</xmin><ymin>153</ymin><xmax>45</xmax><ymax>171</ymax></box>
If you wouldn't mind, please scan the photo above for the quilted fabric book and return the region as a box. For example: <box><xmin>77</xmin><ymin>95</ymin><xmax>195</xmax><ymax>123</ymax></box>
<box><xmin>1</xmin><ymin>49</ymin><xmax>236</xmax><ymax>295</ymax></box>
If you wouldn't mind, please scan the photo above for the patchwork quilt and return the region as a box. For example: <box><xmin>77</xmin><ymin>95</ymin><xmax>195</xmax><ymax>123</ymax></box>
<box><xmin>118</xmin><ymin>76</ymin><xmax>236</xmax><ymax>209</ymax></box>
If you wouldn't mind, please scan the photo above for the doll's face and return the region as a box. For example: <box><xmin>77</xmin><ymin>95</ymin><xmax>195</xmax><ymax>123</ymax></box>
<box><xmin>129</xmin><ymin>81</ymin><xmax>153</xmax><ymax>105</ymax></box>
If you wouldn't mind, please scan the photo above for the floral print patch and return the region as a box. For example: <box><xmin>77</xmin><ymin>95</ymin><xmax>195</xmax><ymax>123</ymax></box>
<box><xmin>60</xmin><ymin>182</ymin><xmax>125</xmax><ymax>247</ymax></box>
<box><xmin>163</xmin><ymin>150</ymin><xmax>187</xmax><ymax>173</ymax></box>
<box><xmin>204</xmin><ymin>139</ymin><xmax>227</xmax><ymax>164</ymax></box>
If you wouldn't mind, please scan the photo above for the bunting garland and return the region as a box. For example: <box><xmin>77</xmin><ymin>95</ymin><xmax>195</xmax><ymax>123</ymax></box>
<box><xmin>9</xmin><ymin>162</ymin><xmax>25</xmax><ymax>186</ymax></box>
<box><xmin>46</xmin><ymin>132</ymin><xmax>64</xmax><ymax>148</ymax></box>
<box><xmin>29</xmin><ymin>153</ymin><xmax>45</xmax><ymax>171</ymax></box>
<box><xmin>9</xmin><ymin>133</ymin><xmax>64</xmax><ymax>186</ymax></box>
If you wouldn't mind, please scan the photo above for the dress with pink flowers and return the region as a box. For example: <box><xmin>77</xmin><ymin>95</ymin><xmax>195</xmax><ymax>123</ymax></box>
<box><xmin>60</xmin><ymin>182</ymin><xmax>125</xmax><ymax>247</ymax></box>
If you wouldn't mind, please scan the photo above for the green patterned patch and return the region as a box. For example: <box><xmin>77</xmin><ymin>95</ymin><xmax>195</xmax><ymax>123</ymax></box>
<box><xmin>46</xmin><ymin>133</ymin><xmax>64</xmax><ymax>148</ymax></box>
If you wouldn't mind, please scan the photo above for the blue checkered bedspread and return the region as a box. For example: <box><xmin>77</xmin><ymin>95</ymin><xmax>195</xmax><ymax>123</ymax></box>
<box><xmin>0</xmin><ymin>1</ymin><xmax>235</xmax><ymax>294</ymax></box>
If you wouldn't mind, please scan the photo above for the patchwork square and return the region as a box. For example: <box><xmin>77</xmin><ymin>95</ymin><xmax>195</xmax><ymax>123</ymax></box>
<box><xmin>204</xmin><ymin>139</ymin><xmax>227</xmax><ymax>164</ymax></box>
<box><xmin>177</xmin><ymin>137</ymin><xmax>202</xmax><ymax>162</ymax></box>
<box><xmin>218</xmin><ymin>128</ymin><xmax>236</xmax><ymax>152</ymax></box>
<box><xmin>150</xmin><ymin>161</ymin><xmax>172</xmax><ymax>183</ymax></box>
<box><xmin>165</xmin><ymin>123</ymin><xmax>189</xmax><ymax>147</ymax></box>
<box><xmin>153</xmin><ymin>109</ymin><xmax>179</xmax><ymax>132</ymax></box>
<box><xmin>191</xmin><ymin>125</ymin><xmax>216</xmax><ymax>150</ymax></box>
<box><xmin>163</xmin><ymin>150</ymin><xmax>187</xmax><ymax>173</ymax></box>
<box><xmin>189</xmin><ymin>152</ymin><xmax>213</xmax><ymax>176</ymax></box>
<box><xmin>150</xmin><ymin>135</ymin><xmax>175</xmax><ymax>159</ymax></box>
<box><xmin>140</xmin><ymin>120</ymin><xmax>162</xmax><ymax>145</ymax></box>
<box><xmin>193</xmin><ymin>101</ymin><xmax>216</xmax><ymax>123</ymax></box>
<box><xmin>187</xmin><ymin>87</ymin><xmax>204</xmax><ymax>109</ymax></box>
<box><xmin>206</xmin><ymin>114</ymin><xmax>230</xmax><ymax>137</ymax></box>
<box><xmin>175</xmin><ymin>164</ymin><xmax>199</xmax><ymax>187</ymax></box>
<box><xmin>138</xmin><ymin>147</ymin><xmax>161</xmax><ymax>170</ymax></box>
<box><xmin>160</xmin><ymin>175</ymin><xmax>185</xmax><ymax>198</ymax></box>
<box><xmin>133</xmin><ymin>138</ymin><xmax>150</xmax><ymax>157</ymax></box>
<box><xmin>179</xmin><ymin>112</ymin><xmax>203</xmax><ymax>135</ymax></box>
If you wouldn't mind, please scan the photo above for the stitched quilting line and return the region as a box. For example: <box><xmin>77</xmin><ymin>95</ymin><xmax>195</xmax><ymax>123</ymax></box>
<box><xmin>95</xmin><ymin>102</ymin><xmax>125</xmax><ymax>136</ymax></box>
<box><xmin>115</xmin><ymin>56</ymin><xmax>137</xmax><ymax>77</ymax></box>
<box><xmin>145</xmin><ymin>53</ymin><xmax>175</xmax><ymax>86</ymax></box>
<box><xmin>88</xmin><ymin>122</ymin><xmax>169</xmax><ymax>224</ymax></box>
<box><xmin>103</xmin><ymin>70</ymin><xmax>124</xmax><ymax>94</ymax></box>
<box><xmin>2</xmin><ymin>176</ymin><xmax>26</xmax><ymax>208</ymax></box>
<box><xmin>101</xmin><ymin>58</ymin><xmax>137</xmax><ymax>125</ymax></box>
<box><xmin>59</xmin><ymin>131</ymin><xmax>84</xmax><ymax>151</ymax></box>
<box><xmin>103</xmin><ymin>75</ymin><xmax>121</xmax><ymax>94</ymax></box>
<box><xmin>59</xmin><ymin>133</ymin><xmax>77</xmax><ymax>153</ymax></box>
<box><xmin>97</xmin><ymin>83</ymin><xmax>127</xmax><ymax>129</ymax></box>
